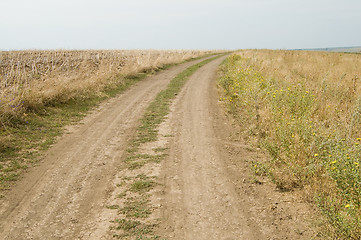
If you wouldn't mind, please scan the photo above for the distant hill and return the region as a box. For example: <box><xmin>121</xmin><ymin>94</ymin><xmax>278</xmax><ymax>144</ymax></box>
<box><xmin>296</xmin><ymin>46</ymin><xmax>361</xmax><ymax>53</ymax></box>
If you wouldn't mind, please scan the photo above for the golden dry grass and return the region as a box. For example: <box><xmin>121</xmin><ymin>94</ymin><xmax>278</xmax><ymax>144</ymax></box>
<box><xmin>239</xmin><ymin>50</ymin><xmax>361</xmax><ymax>126</ymax></box>
<box><xmin>219</xmin><ymin>50</ymin><xmax>361</xmax><ymax>239</ymax></box>
<box><xmin>0</xmin><ymin>49</ymin><xmax>215</xmax><ymax>122</ymax></box>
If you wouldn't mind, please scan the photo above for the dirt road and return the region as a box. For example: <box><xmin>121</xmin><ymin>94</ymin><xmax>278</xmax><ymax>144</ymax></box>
<box><xmin>0</xmin><ymin>55</ymin><xmax>316</xmax><ymax>239</ymax></box>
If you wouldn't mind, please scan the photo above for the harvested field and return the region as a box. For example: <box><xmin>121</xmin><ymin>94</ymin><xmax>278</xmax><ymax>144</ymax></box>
<box><xmin>0</xmin><ymin>50</ymin><xmax>214</xmax><ymax>121</ymax></box>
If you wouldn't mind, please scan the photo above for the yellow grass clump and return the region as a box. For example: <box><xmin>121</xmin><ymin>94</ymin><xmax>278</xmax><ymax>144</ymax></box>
<box><xmin>219</xmin><ymin>50</ymin><xmax>361</xmax><ymax>239</ymax></box>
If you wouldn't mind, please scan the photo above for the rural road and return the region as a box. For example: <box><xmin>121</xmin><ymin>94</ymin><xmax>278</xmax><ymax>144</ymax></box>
<box><xmin>0</xmin><ymin>55</ymin><xmax>316</xmax><ymax>239</ymax></box>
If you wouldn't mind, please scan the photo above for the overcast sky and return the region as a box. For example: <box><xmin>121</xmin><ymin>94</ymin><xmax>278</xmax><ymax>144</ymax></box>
<box><xmin>0</xmin><ymin>0</ymin><xmax>360</xmax><ymax>50</ymax></box>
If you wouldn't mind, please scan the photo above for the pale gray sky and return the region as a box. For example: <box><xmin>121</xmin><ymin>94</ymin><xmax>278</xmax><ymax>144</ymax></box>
<box><xmin>0</xmin><ymin>0</ymin><xmax>360</xmax><ymax>50</ymax></box>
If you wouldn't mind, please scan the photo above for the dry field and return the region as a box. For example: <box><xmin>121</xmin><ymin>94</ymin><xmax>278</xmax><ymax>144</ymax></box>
<box><xmin>0</xmin><ymin>50</ymin><xmax>213</xmax><ymax>123</ymax></box>
<box><xmin>219</xmin><ymin>50</ymin><xmax>361</xmax><ymax>239</ymax></box>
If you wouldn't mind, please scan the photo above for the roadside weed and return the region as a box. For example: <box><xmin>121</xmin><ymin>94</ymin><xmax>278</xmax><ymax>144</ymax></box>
<box><xmin>219</xmin><ymin>51</ymin><xmax>361</xmax><ymax>239</ymax></box>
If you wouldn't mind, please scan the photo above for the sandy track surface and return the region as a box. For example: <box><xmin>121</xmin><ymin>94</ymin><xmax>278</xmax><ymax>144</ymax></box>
<box><xmin>0</xmin><ymin>57</ymin><xmax>211</xmax><ymax>240</ymax></box>
<box><xmin>157</xmin><ymin>56</ymin><xmax>317</xmax><ymax>239</ymax></box>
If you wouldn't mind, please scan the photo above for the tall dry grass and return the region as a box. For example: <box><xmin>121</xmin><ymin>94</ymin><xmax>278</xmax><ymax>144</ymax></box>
<box><xmin>219</xmin><ymin>50</ymin><xmax>361</xmax><ymax>239</ymax></box>
<box><xmin>0</xmin><ymin>50</ymin><xmax>214</xmax><ymax>123</ymax></box>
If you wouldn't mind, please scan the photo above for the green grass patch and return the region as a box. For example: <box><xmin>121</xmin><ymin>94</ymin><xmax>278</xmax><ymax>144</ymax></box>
<box><xmin>130</xmin><ymin>180</ymin><xmax>155</xmax><ymax>193</ymax></box>
<box><xmin>112</xmin><ymin>218</ymin><xmax>157</xmax><ymax>238</ymax></box>
<box><xmin>107</xmin><ymin>204</ymin><xmax>120</xmax><ymax>210</ymax></box>
<box><xmin>153</xmin><ymin>147</ymin><xmax>168</xmax><ymax>153</ymax></box>
<box><xmin>125</xmin><ymin>153</ymin><xmax>166</xmax><ymax>170</ymax></box>
<box><xmin>120</xmin><ymin>198</ymin><xmax>152</xmax><ymax>218</ymax></box>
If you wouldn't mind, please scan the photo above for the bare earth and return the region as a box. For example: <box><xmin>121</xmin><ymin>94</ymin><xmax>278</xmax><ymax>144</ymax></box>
<box><xmin>0</xmin><ymin>56</ymin><xmax>318</xmax><ymax>239</ymax></box>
